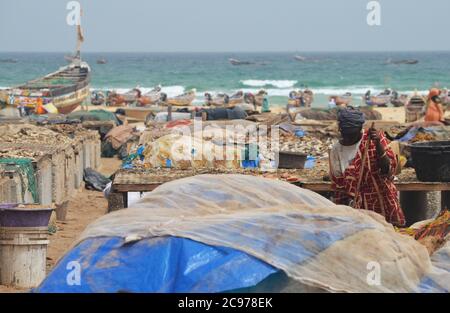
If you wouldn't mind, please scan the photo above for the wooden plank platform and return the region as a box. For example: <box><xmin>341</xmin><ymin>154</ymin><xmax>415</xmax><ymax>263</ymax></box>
<box><xmin>111</xmin><ymin>168</ymin><xmax>450</xmax><ymax>193</ymax></box>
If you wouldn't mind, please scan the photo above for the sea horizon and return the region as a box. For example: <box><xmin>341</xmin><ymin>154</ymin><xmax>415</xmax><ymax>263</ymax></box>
<box><xmin>1</xmin><ymin>51</ymin><xmax>449</xmax><ymax>107</ymax></box>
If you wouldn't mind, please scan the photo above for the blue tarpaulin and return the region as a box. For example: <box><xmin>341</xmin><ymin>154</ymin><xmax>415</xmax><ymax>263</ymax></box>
<box><xmin>37</xmin><ymin>236</ymin><xmax>277</xmax><ymax>293</ymax></box>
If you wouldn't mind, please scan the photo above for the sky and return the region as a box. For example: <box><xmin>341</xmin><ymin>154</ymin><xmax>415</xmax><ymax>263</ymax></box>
<box><xmin>1</xmin><ymin>0</ymin><xmax>450</xmax><ymax>52</ymax></box>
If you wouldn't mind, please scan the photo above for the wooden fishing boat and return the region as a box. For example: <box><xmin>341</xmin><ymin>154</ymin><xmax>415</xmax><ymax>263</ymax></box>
<box><xmin>391</xmin><ymin>92</ymin><xmax>409</xmax><ymax>107</ymax></box>
<box><xmin>107</xmin><ymin>89</ymin><xmax>140</xmax><ymax>106</ymax></box>
<box><xmin>118</xmin><ymin>106</ymin><xmax>164</xmax><ymax>122</ymax></box>
<box><xmin>205</xmin><ymin>91</ymin><xmax>244</xmax><ymax>107</ymax></box>
<box><xmin>440</xmin><ymin>89</ymin><xmax>450</xmax><ymax>106</ymax></box>
<box><xmin>385</xmin><ymin>58</ymin><xmax>419</xmax><ymax>65</ymax></box>
<box><xmin>91</xmin><ymin>90</ymin><xmax>106</xmax><ymax>105</ymax></box>
<box><xmin>0</xmin><ymin>58</ymin><xmax>18</xmax><ymax>64</ymax></box>
<box><xmin>163</xmin><ymin>89</ymin><xmax>196</xmax><ymax>106</ymax></box>
<box><xmin>4</xmin><ymin>61</ymin><xmax>90</xmax><ymax>114</ymax></box>
<box><xmin>365</xmin><ymin>95</ymin><xmax>390</xmax><ymax>107</ymax></box>
<box><xmin>364</xmin><ymin>90</ymin><xmax>391</xmax><ymax>107</ymax></box>
<box><xmin>244</xmin><ymin>90</ymin><xmax>267</xmax><ymax>108</ymax></box>
<box><xmin>287</xmin><ymin>89</ymin><xmax>314</xmax><ymax>107</ymax></box>
<box><xmin>294</xmin><ymin>55</ymin><xmax>307</xmax><ymax>62</ymax></box>
<box><xmin>2</xmin><ymin>12</ymin><xmax>89</xmax><ymax>114</ymax></box>
<box><xmin>228</xmin><ymin>91</ymin><xmax>245</xmax><ymax>105</ymax></box>
<box><xmin>229</xmin><ymin>58</ymin><xmax>253</xmax><ymax>66</ymax></box>
<box><xmin>137</xmin><ymin>86</ymin><xmax>162</xmax><ymax>106</ymax></box>
<box><xmin>405</xmin><ymin>94</ymin><xmax>426</xmax><ymax>123</ymax></box>
<box><xmin>329</xmin><ymin>93</ymin><xmax>352</xmax><ymax>106</ymax></box>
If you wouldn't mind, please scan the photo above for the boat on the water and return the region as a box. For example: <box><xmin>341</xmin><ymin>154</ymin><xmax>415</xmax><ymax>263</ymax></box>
<box><xmin>329</xmin><ymin>93</ymin><xmax>352</xmax><ymax>106</ymax></box>
<box><xmin>0</xmin><ymin>58</ymin><xmax>18</xmax><ymax>64</ymax></box>
<box><xmin>229</xmin><ymin>58</ymin><xmax>254</xmax><ymax>66</ymax></box>
<box><xmin>97</xmin><ymin>58</ymin><xmax>107</xmax><ymax>64</ymax></box>
<box><xmin>288</xmin><ymin>89</ymin><xmax>314</xmax><ymax>107</ymax></box>
<box><xmin>293</xmin><ymin>55</ymin><xmax>307</xmax><ymax>62</ymax></box>
<box><xmin>162</xmin><ymin>89</ymin><xmax>196</xmax><ymax>106</ymax></box>
<box><xmin>386</xmin><ymin>58</ymin><xmax>419</xmax><ymax>65</ymax></box>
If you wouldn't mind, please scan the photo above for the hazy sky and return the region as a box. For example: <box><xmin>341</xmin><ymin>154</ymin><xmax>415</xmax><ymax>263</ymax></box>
<box><xmin>1</xmin><ymin>0</ymin><xmax>449</xmax><ymax>52</ymax></box>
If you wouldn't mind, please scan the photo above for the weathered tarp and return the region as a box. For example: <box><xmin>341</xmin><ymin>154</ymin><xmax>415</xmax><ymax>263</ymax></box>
<box><xmin>104</xmin><ymin>125</ymin><xmax>136</xmax><ymax>149</ymax></box>
<box><xmin>37</xmin><ymin>175</ymin><xmax>449</xmax><ymax>293</ymax></box>
<box><xmin>68</xmin><ymin>110</ymin><xmax>121</xmax><ymax>126</ymax></box>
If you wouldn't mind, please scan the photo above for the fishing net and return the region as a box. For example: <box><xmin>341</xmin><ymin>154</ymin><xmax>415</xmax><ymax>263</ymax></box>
<box><xmin>396</xmin><ymin>211</ymin><xmax>450</xmax><ymax>254</ymax></box>
<box><xmin>68</xmin><ymin>110</ymin><xmax>120</xmax><ymax>125</ymax></box>
<box><xmin>0</xmin><ymin>158</ymin><xmax>38</xmax><ymax>203</ymax></box>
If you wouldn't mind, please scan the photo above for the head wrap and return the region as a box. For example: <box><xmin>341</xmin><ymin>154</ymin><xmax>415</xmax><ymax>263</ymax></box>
<box><xmin>337</xmin><ymin>107</ymin><xmax>365</xmax><ymax>130</ymax></box>
<box><xmin>428</xmin><ymin>88</ymin><xmax>441</xmax><ymax>100</ymax></box>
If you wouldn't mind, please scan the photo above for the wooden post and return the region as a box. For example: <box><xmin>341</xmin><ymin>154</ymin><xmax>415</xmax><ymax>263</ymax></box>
<box><xmin>442</xmin><ymin>191</ymin><xmax>450</xmax><ymax>211</ymax></box>
<box><xmin>400</xmin><ymin>191</ymin><xmax>428</xmax><ymax>226</ymax></box>
<box><xmin>167</xmin><ymin>104</ymin><xmax>172</xmax><ymax>121</ymax></box>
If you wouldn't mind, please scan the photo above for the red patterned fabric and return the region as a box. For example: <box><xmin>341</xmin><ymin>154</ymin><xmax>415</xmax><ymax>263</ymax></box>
<box><xmin>331</xmin><ymin>130</ymin><xmax>406</xmax><ymax>226</ymax></box>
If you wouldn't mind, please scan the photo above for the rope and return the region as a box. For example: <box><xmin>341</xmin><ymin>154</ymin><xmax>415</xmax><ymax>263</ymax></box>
<box><xmin>0</xmin><ymin>158</ymin><xmax>38</xmax><ymax>203</ymax></box>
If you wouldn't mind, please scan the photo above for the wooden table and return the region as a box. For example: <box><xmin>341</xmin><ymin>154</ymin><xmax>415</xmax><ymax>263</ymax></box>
<box><xmin>109</xmin><ymin>168</ymin><xmax>450</xmax><ymax>226</ymax></box>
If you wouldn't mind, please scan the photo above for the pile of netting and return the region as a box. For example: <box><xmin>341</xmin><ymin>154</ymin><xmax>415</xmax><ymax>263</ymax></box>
<box><xmin>0</xmin><ymin>158</ymin><xmax>38</xmax><ymax>202</ymax></box>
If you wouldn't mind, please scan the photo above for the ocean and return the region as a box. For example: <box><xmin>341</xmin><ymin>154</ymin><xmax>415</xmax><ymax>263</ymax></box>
<box><xmin>1</xmin><ymin>51</ymin><xmax>449</xmax><ymax>107</ymax></box>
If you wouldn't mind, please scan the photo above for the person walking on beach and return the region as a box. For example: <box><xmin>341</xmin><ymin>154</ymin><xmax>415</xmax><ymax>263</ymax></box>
<box><xmin>425</xmin><ymin>88</ymin><xmax>445</xmax><ymax>123</ymax></box>
<box><xmin>328</xmin><ymin>97</ymin><xmax>337</xmax><ymax>109</ymax></box>
<box><xmin>329</xmin><ymin>107</ymin><xmax>405</xmax><ymax>226</ymax></box>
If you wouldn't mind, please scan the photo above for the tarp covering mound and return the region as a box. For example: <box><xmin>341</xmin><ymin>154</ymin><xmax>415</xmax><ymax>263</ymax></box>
<box><xmin>68</xmin><ymin>109</ymin><xmax>121</xmax><ymax>126</ymax></box>
<box><xmin>298</xmin><ymin>107</ymin><xmax>382</xmax><ymax>121</ymax></box>
<box><xmin>36</xmin><ymin>175</ymin><xmax>450</xmax><ymax>293</ymax></box>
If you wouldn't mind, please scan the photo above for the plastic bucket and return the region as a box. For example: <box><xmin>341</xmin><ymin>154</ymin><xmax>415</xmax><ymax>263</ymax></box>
<box><xmin>0</xmin><ymin>207</ymin><xmax>53</xmax><ymax>227</ymax></box>
<box><xmin>410</xmin><ymin>141</ymin><xmax>450</xmax><ymax>182</ymax></box>
<box><xmin>0</xmin><ymin>208</ymin><xmax>52</xmax><ymax>288</ymax></box>
<box><xmin>0</xmin><ymin>227</ymin><xmax>49</xmax><ymax>288</ymax></box>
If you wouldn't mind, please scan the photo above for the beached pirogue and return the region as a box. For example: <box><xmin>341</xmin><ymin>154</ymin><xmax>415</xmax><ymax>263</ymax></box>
<box><xmin>0</xmin><ymin>23</ymin><xmax>90</xmax><ymax>114</ymax></box>
<box><xmin>106</xmin><ymin>86</ymin><xmax>163</xmax><ymax>106</ymax></box>
<box><xmin>364</xmin><ymin>90</ymin><xmax>392</xmax><ymax>107</ymax></box>
<box><xmin>204</xmin><ymin>91</ymin><xmax>244</xmax><ymax>107</ymax></box>
<box><xmin>161</xmin><ymin>89</ymin><xmax>196</xmax><ymax>106</ymax></box>
<box><xmin>329</xmin><ymin>93</ymin><xmax>352</xmax><ymax>106</ymax></box>
<box><xmin>0</xmin><ymin>60</ymin><xmax>91</xmax><ymax>114</ymax></box>
<box><xmin>288</xmin><ymin>89</ymin><xmax>314</xmax><ymax>107</ymax></box>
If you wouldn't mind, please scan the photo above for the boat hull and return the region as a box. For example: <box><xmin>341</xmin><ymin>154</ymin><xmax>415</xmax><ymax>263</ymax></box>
<box><xmin>4</xmin><ymin>61</ymin><xmax>91</xmax><ymax>115</ymax></box>
<box><xmin>120</xmin><ymin>107</ymin><xmax>163</xmax><ymax>121</ymax></box>
<box><xmin>166</xmin><ymin>94</ymin><xmax>196</xmax><ymax>106</ymax></box>
<box><xmin>52</xmin><ymin>85</ymin><xmax>90</xmax><ymax>113</ymax></box>
<box><xmin>6</xmin><ymin>84</ymin><xmax>90</xmax><ymax>114</ymax></box>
